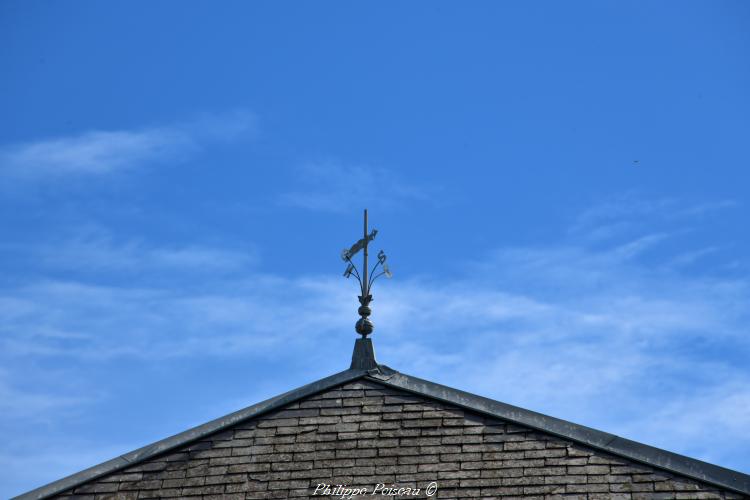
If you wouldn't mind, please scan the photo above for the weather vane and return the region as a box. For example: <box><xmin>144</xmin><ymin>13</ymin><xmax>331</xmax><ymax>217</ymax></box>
<box><xmin>341</xmin><ymin>209</ymin><xmax>392</xmax><ymax>337</ymax></box>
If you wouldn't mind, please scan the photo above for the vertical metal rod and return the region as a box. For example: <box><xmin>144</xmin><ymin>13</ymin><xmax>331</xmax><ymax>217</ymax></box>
<box><xmin>362</xmin><ymin>209</ymin><xmax>368</xmax><ymax>296</ymax></box>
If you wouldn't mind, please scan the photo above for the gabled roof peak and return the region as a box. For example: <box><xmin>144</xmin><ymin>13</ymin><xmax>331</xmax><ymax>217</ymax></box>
<box><xmin>14</xmin><ymin>362</ymin><xmax>750</xmax><ymax>499</ymax></box>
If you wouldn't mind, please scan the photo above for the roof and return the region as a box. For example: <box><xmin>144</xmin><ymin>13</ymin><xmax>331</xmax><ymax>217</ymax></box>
<box><xmin>14</xmin><ymin>338</ymin><xmax>750</xmax><ymax>499</ymax></box>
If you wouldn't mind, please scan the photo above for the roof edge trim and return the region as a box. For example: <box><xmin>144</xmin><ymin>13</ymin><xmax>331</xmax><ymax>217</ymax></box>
<box><xmin>367</xmin><ymin>370</ymin><xmax>750</xmax><ymax>496</ymax></box>
<box><xmin>13</xmin><ymin>368</ymin><xmax>368</xmax><ymax>500</ymax></box>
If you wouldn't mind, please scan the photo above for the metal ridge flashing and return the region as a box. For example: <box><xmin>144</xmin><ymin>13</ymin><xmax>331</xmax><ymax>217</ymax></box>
<box><xmin>13</xmin><ymin>368</ymin><xmax>368</xmax><ymax>500</ymax></box>
<box><xmin>367</xmin><ymin>368</ymin><xmax>750</xmax><ymax>496</ymax></box>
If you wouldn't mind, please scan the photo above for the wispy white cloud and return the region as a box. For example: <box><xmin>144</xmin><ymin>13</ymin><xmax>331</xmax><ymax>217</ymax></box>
<box><xmin>278</xmin><ymin>161</ymin><xmax>438</xmax><ymax>212</ymax></box>
<box><xmin>571</xmin><ymin>194</ymin><xmax>678</xmax><ymax>238</ymax></box>
<box><xmin>617</xmin><ymin>382</ymin><xmax>750</xmax><ymax>466</ymax></box>
<box><xmin>37</xmin><ymin>228</ymin><xmax>258</xmax><ymax>274</ymax></box>
<box><xmin>0</xmin><ymin>110</ymin><xmax>257</xmax><ymax>181</ymax></box>
<box><xmin>569</xmin><ymin>192</ymin><xmax>739</xmax><ymax>243</ymax></box>
<box><xmin>0</xmin><ymin>440</ymin><xmax>135</xmax><ymax>500</ymax></box>
<box><xmin>0</xmin><ymin>369</ymin><xmax>92</xmax><ymax>421</ymax></box>
<box><xmin>0</xmin><ymin>129</ymin><xmax>194</xmax><ymax>177</ymax></box>
<box><xmin>668</xmin><ymin>246</ymin><xmax>720</xmax><ymax>268</ymax></box>
<box><xmin>0</xmin><ymin>276</ymin><xmax>350</xmax><ymax>360</ymax></box>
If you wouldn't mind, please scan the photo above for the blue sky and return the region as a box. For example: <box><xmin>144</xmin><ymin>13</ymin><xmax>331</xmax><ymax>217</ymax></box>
<box><xmin>2</xmin><ymin>1</ymin><xmax>749</xmax><ymax>497</ymax></box>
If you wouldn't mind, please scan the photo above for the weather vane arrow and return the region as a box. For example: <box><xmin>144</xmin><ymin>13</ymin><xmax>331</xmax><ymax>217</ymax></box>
<box><xmin>341</xmin><ymin>209</ymin><xmax>392</xmax><ymax>337</ymax></box>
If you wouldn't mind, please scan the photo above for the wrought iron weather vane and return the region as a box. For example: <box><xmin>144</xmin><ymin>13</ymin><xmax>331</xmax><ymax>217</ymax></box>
<box><xmin>341</xmin><ymin>209</ymin><xmax>392</xmax><ymax>337</ymax></box>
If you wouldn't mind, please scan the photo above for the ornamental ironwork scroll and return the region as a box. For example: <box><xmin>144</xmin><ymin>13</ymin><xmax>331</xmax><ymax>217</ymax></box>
<box><xmin>341</xmin><ymin>209</ymin><xmax>392</xmax><ymax>337</ymax></box>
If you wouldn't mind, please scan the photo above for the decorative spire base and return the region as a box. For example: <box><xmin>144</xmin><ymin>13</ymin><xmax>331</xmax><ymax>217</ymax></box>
<box><xmin>350</xmin><ymin>337</ymin><xmax>377</xmax><ymax>370</ymax></box>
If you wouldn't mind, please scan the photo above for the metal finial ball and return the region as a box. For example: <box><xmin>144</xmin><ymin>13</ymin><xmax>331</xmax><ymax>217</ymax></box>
<box><xmin>356</xmin><ymin>317</ymin><xmax>374</xmax><ymax>337</ymax></box>
<box><xmin>358</xmin><ymin>305</ymin><xmax>371</xmax><ymax>317</ymax></box>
